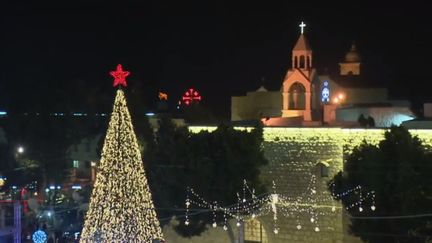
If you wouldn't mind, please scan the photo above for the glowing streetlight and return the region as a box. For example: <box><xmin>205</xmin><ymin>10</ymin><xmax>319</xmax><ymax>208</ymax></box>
<box><xmin>17</xmin><ymin>146</ymin><xmax>24</xmax><ymax>154</ymax></box>
<box><xmin>333</xmin><ymin>93</ymin><xmax>346</xmax><ymax>104</ymax></box>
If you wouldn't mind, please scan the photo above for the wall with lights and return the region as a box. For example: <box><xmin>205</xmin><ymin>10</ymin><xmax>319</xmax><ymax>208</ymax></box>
<box><xmin>186</xmin><ymin>126</ymin><xmax>432</xmax><ymax>243</ymax></box>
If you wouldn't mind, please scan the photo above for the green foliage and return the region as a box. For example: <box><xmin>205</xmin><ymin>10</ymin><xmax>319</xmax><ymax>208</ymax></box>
<box><xmin>145</xmin><ymin>119</ymin><xmax>268</xmax><ymax>237</ymax></box>
<box><xmin>330</xmin><ymin>126</ymin><xmax>432</xmax><ymax>242</ymax></box>
<box><xmin>0</xmin><ymin>113</ymin><xmax>103</xmax><ymax>188</ymax></box>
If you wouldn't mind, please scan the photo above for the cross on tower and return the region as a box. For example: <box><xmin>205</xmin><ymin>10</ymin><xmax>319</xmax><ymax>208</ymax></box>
<box><xmin>299</xmin><ymin>21</ymin><xmax>306</xmax><ymax>34</ymax></box>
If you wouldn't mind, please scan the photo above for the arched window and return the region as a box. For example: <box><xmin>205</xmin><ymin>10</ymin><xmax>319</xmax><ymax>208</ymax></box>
<box><xmin>288</xmin><ymin>82</ymin><xmax>306</xmax><ymax>110</ymax></box>
<box><xmin>299</xmin><ymin>56</ymin><xmax>305</xmax><ymax>69</ymax></box>
<box><xmin>294</xmin><ymin>56</ymin><xmax>298</xmax><ymax>68</ymax></box>
<box><xmin>307</xmin><ymin>56</ymin><xmax>311</xmax><ymax>68</ymax></box>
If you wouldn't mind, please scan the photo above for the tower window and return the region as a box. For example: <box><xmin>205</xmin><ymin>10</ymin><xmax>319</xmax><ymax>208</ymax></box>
<box><xmin>73</xmin><ymin>160</ymin><xmax>79</xmax><ymax>168</ymax></box>
<box><xmin>300</xmin><ymin>56</ymin><xmax>305</xmax><ymax>68</ymax></box>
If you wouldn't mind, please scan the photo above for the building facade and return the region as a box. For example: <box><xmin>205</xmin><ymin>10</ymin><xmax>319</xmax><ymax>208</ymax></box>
<box><xmin>231</xmin><ymin>24</ymin><xmax>414</xmax><ymax>127</ymax></box>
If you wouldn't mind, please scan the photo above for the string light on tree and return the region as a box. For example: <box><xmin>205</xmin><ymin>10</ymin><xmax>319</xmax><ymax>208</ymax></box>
<box><xmin>80</xmin><ymin>64</ymin><xmax>163</xmax><ymax>242</ymax></box>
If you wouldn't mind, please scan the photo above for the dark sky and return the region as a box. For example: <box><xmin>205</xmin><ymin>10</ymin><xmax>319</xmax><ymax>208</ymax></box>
<box><xmin>1</xmin><ymin>2</ymin><xmax>431</xmax><ymax>118</ymax></box>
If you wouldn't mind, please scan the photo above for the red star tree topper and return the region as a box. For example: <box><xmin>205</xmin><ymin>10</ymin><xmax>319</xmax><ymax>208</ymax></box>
<box><xmin>110</xmin><ymin>64</ymin><xmax>130</xmax><ymax>87</ymax></box>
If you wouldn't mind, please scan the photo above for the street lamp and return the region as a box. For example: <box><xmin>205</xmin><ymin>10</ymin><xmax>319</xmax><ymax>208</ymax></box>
<box><xmin>333</xmin><ymin>93</ymin><xmax>346</xmax><ymax>105</ymax></box>
<box><xmin>17</xmin><ymin>146</ymin><xmax>24</xmax><ymax>154</ymax></box>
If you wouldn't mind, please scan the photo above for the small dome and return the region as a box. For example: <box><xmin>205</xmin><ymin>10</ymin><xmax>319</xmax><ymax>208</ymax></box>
<box><xmin>344</xmin><ymin>43</ymin><xmax>361</xmax><ymax>62</ymax></box>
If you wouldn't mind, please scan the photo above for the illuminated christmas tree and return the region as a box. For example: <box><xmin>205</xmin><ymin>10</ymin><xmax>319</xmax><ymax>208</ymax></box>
<box><xmin>80</xmin><ymin>64</ymin><xmax>163</xmax><ymax>243</ymax></box>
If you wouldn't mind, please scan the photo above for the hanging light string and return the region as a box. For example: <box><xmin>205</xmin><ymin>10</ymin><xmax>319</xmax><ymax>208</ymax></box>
<box><xmin>330</xmin><ymin>183</ymin><xmax>376</xmax><ymax>212</ymax></box>
<box><xmin>185</xmin><ymin>177</ymin><xmax>376</xmax><ymax>234</ymax></box>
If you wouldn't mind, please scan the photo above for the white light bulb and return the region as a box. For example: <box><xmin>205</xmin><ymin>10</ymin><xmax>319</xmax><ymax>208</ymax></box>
<box><xmin>185</xmin><ymin>220</ymin><xmax>189</xmax><ymax>226</ymax></box>
<box><xmin>274</xmin><ymin>228</ymin><xmax>279</xmax><ymax>234</ymax></box>
<box><xmin>242</xmin><ymin>198</ymin><xmax>246</xmax><ymax>203</ymax></box>
<box><xmin>311</xmin><ymin>189</ymin><xmax>316</xmax><ymax>194</ymax></box>
<box><xmin>331</xmin><ymin>206</ymin><xmax>336</xmax><ymax>212</ymax></box>
<box><xmin>371</xmin><ymin>205</ymin><xmax>376</xmax><ymax>211</ymax></box>
<box><xmin>236</xmin><ymin>222</ymin><xmax>241</xmax><ymax>227</ymax></box>
<box><xmin>315</xmin><ymin>227</ymin><xmax>320</xmax><ymax>232</ymax></box>
<box><xmin>185</xmin><ymin>201</ymin><xmax>190</xmax><ymax>206</ymax></box>
<box><xmin>359</xmin><ymin>207</ymin><xmax>363</xmax><ymax>212</ymax></box>
<box><xmin>296</xmin><ymin>225</ymin><xmax>302</xmax><ymax>230</ymax></box>
<box><xmin>212</xmin><ymin>222</ymin><xmax>217</xmax><ymax>228</ymax></box>
<box><xmin>252</xmin><ymin>213</ymin><xmax>256</xmax><ymax>219</ymax></box>
<box><xmin>223</xmin><ymin>225</ymin><xmax>228</xmax><ymax>231</ymax></box>
<box><xmin>310</xmin><ymin>217</ymin><xmax>315</xmax><ymax>223</ymax></box>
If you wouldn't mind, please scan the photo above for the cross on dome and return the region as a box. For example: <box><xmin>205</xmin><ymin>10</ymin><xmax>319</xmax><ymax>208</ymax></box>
<box><xmin>299</xmin><ymin>21</ymin><xmax>306</xmax><ymax>34</ymax></box>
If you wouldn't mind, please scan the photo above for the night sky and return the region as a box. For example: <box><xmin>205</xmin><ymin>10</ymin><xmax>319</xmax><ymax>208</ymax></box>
<box><xmin>1</xmin><ymin>2</ymin><xmax>431</xmax><ymax>119</ymax></box>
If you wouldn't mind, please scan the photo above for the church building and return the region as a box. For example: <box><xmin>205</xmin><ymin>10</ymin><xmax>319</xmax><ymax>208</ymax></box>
<box><xmin>231</xmin><ymin>22</ymin><xmax>414</xmax><ymax>127</ymax></box>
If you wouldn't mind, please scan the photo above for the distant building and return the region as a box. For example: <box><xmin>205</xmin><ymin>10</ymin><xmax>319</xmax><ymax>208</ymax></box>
<box><xmin>231</xmin><ymin>27</ymin><xmax>414</xmax><ymax>127</ymax></box>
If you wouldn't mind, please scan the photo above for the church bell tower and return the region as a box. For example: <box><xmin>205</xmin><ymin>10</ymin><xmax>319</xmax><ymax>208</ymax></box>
<box><xmin>282</xmin><ymin>21</ymin><xmax>316</xmax><ymax>121</ymax></box>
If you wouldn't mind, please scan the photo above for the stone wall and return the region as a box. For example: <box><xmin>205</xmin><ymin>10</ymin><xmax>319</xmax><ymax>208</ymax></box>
<box><xmin>260</xmin><ymin>128</ymin><xmax>344</xmax><ymax>243</ymax></box>
<box><xmin>169</xmin><ymin>127</ymin><xmax>432</xmax><ymax>243</ymax></box>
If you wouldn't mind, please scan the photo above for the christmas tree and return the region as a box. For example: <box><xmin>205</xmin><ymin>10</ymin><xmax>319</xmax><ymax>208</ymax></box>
<box><xmin>80</xmin><ymin>64</ymin><xmax>163</xmax><ymax>242</ymax></box>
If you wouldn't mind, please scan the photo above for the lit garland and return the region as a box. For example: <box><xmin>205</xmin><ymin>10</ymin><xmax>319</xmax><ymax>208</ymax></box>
<box><xmin>185</xmin><ymin>176</ymin><xmax>376</xmax><ymax>235</ymax></box>
<box><xmin>330</xmin><ymin>184</ymin><xmax>376</xmax><ymax>212</ymax></box>
<box><xmin>80</xmin><ymin>88</ymin><xmax>163</xmax><ymax>242</ymax></box>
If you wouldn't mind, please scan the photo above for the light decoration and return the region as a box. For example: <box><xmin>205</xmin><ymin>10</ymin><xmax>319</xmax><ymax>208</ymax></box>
<box><xmin>110</xmin><ymin>64</ymin><xmax>130</xmax><ymax>87</ymax></box>
<box><xmin>330</xmin><ymin>184</ymin><xmax>376</xmax><ymax>212</ymax></box>
<box><xmin>181</xmin><ymin>88</ymin><xmax>202</xmax><ymax>105</ymax></box>
<box><xmin>186</xmin><ymin>127</ymin><xmax>432</xmax><ymax>235</ymax></box>
<box><xmin>80</xmin><ymin>69</ymin><xmax>163</xmax><ymax>242</ymax></box>
<box><xmin>32</xmin><ymin>230</ymin><xmax>47</xmax><ymax>243</ymax></box>
<box><xmin>158</xmin><ymin>92</ymin><xmax>168</xmax><ymax>100</ymax></box>
<box><xmin>299</xmin><ymin>21</ymin><xmax>306</xmax><ymax>34</ymax></box>
<box><xmin>332</xmin><ymin>92</ymin><xmax>345</xmax><ymax>104</ymax></box>
<box><xmin>321</xmin><ymin>81</ymin><xmax>330</xmax><ymax>103</ymax></box>
<box><xmin>184</xmin><ymin>177</ymin><xmax>374</xmax><ymax>235</ymax></box>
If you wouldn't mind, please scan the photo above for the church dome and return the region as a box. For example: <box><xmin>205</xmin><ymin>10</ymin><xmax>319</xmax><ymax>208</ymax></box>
<box><xmin>344</xmin><ymin>43</ymin><xmax>361</xmax><ymax>63</ymax></box>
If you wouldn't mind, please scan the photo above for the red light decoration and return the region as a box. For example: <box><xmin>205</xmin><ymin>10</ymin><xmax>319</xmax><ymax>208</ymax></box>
<box><xmin>182</xmin><ymin>88</ymin><xmax>202</xmax><ymax>105</ymax></box>
<box><xmin>110</xmin><ymin>64</ymin><xmax>130</xmax><ymax>87</ymax></box>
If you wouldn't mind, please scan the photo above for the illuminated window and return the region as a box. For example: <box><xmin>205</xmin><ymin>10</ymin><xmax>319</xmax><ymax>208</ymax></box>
<box><xmin>73</xmin><ymin>160</ymin><xmax>79</xmax><ymax>168</ymax></box>
<box><xmin>321</xmin><ymin>81</ymin><xmax>330</xmax><ymax>103</ymax></box>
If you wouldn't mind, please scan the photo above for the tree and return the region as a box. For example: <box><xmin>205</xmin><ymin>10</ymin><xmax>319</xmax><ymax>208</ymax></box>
<box><xmin>0</xmin><ymin>113</ymin><xmax>100</xmax><ymax>188</ymax></box>
<box><xmin>329</xmin><ymin>126</ymin><xmax>432</xmax><ymax>242</ymax></box>
<box><xmin>80</xmin><ymin>89</ymin><xmax>163</xmax><ymax>242</ymax></box>
<box><xmin>146</xmin><ymin>120</ymin><xmax>268</xmax><ymax>238</ymax></box>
